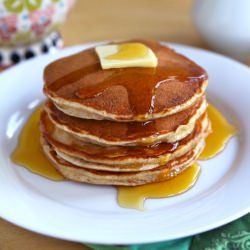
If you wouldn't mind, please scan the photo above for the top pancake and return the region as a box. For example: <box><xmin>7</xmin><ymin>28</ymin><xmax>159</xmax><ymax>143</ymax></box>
<box><xmin>44</xmin><ymin>40</ymin><xmax>208</xmax><ymax>121</ymax></box>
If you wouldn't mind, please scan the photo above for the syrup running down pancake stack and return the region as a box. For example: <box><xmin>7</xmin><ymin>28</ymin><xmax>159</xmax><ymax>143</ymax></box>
<box><xmin>40</xmin><ymin>40</ymin><xmax>211</xmax><ymax>186</ymax></box>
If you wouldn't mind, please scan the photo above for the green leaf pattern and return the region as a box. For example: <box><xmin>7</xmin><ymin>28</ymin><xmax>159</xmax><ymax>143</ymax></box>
<box><xmin>26</xmin><ymin>0</ymin><xmax>43</xmax><ymax>11</ymax></box>
<box><xmin>3</xmin><ymin>0</ymin><xmax>24</xmax><ymax>13</ymax></box>
<box><xmin>3</xmin><ymin>0</ymin><xmax>61</xmax><ymax>13</ymax></box>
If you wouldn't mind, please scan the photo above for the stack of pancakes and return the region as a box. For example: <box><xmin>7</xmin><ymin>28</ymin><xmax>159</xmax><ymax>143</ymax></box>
<box><xmin>40</xmin><ymin>40</ymin><xmax>211</xmax><ymax>186</ymax></box>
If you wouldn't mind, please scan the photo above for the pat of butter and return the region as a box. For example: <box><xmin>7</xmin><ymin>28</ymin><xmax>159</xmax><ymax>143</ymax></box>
<box><xmin>95</xmin><ymin>43</ymin><xmax>158</xmax><ymax>69</ymax></box>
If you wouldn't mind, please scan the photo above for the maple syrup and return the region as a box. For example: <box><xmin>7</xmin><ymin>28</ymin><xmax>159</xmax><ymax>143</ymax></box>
<box><xmin>105</xmin><ymin>43</ymin><xmax>149</xmax><ymax>60</ymax></box>
<box><xmin>118</xmin><ymin>163</ymin><xmax>200</xmax><ymax>210</ymax></box>
<box><xmin>11</xmin><ymin>103</ymin><xmax>237</xmax><ymax>210</ymax></box>
<box><xmin>11</xmin><ymin>105</ymin><xmax>64</xmax><ymax>181</ymax></box>
<box><xmin>199</xmin><ymin>103</ymin><xmax>237</xmax><ymax>159</ymax></box>
<box><xmin>117</xmin><ymin>103</ymin><xmax>237</xmax><ymax>210</ymax></box>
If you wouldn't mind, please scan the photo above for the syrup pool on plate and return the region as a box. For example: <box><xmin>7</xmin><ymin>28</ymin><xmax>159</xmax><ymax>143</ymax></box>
<box><xmin>199</xmin><ymin>104</ymin><xmax>237</xmax><ymax>160</ymax></box>
<box><xmin>118</xmin><ymin>163</ymin><xmax>200</xmax><ymax>210</ymax></box>
<box><xmin>11</xmin><ymin>103</ymin><xmax>237</xmax><ymax>210</ymax></box>
<box><xmin>11</xmin><ymin>105</ymin><xmax>64</xmax><ymax>181</ymax></box>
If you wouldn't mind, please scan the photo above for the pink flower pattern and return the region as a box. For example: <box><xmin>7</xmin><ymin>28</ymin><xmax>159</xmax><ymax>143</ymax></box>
<box><xmin>0</xmin><ymin>15</ymin><xmax>17</xmax><ymax>41</ymax></box>
<box><xmin>29</xmin><ymin>5</ymin><xmax>55</xmax><ymax>37</ymax></box>
<box><xmin>0</xmin><ymin>1</ymin><xmax>75</xmax><ymax>45</ymax></box>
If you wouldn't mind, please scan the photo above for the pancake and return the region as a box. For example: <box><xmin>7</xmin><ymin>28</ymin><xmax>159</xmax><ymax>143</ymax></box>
<box><xmin>45</xmin><ymin>96</ymin><xmax>207</xmax><ymax>146</ymax></box>
<box><xmin>40</xmin><ymin>109</ymin><xmax>210</xmax><ymax>169</ymax></box>
<box><xmin>42</xmin><ymin>136</ymin><xmax>205</xmax><ymax>186</ymax></box>
<box><xmin>54</xmin><ymin>120</ymin><xmax>210</xmax><ymax>172</ymax></box>
<box><xmin>40</xmin><ymin>39</ymin><xmax>211</xmax><ymax>187</ymax></box>
<box><xmin>43</xmin><ymin>40</ymin><xmax>208</xmax><ymax>121</ymax></box>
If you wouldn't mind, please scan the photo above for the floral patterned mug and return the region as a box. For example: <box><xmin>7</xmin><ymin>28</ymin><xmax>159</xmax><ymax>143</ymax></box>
<box><xmin>0</xmin><ymin>0</ymin><xmax>75</xmax><ymax>68</ymax></box>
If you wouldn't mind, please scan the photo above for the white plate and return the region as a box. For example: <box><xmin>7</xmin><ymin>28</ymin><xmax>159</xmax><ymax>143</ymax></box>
<box><xmin>0</xmin><ymin>43</ymin><xmax>250</xmax><ymax>245</ymax></box>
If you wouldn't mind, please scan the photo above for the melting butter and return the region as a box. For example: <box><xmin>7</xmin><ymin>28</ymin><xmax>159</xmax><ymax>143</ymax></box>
<box><xmin>11</xmin><ymin>105</ymin><xmax>64</xmax><ymax>181</ymax></box>
<box><xmin>117</xmin><ymin>163</ymin><xmax>200</xmax><ymax>210</ymax></box>
<box><xmin>199</xmin><ymin>104</ymin><xmax>237</xmax><ymax>160</ymax></box>
<box><xmin>95</xmin><ymin>43</ymin><xmax>158</xmax><ymax>69</ymax></box>
<box><xmin>105</xmin><ymin>43</ymin><xmax>149</xmax><ymax>60</ymax></box>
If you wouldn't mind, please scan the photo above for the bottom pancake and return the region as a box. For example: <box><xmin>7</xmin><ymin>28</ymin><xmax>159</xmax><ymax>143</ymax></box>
<box><xmin>42</xmin><ymin>137</ymin><xmax>205</xmax><ymax>186</ymax></box>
